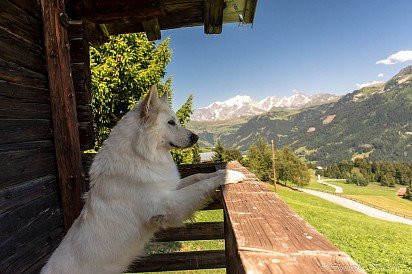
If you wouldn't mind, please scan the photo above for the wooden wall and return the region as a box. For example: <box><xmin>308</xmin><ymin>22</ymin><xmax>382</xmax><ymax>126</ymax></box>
<box><xmin>0</xmin><ymin>0</ymin><xmax>64</xmax><ymax>272</ymax></box>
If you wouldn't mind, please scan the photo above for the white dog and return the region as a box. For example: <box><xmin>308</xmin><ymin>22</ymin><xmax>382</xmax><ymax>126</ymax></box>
<box><xmin>41</xmin><ymin>85</ymin><xmax>245</xmax><ymax>274</ymax></box>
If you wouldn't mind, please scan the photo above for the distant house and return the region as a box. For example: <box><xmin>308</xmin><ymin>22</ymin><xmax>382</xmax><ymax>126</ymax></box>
<box><xmin>397</xmin><ymin>187</ymin><xmax>407</xmax><ymax>197</ymax></box>
<box><xmin>200</xmin><ymin>152</ymin><xmax>214</xmax><ymax>163</ymax></box>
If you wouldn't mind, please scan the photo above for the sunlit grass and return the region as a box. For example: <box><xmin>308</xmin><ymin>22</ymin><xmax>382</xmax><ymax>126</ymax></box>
<box><xmin>322</xmin><ymin>180</ymin><xmax>412</xmax><ymax>218</ymax></box>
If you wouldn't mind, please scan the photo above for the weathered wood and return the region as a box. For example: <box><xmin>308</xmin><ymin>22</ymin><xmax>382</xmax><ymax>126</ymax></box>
<box><xmin>223</xmin><ymin>161</ymin><xmax>365</xmax><ymax>274</ymax></box>
<box><xmin>129</xmin><ymin>250</ymin><xmax>226</xmax><ymax>272</ymax></box>
<box><xmin>0</xmin><ymin>226</ymin><xmax>63</xmax><ymax>273</ymax></box>
<box><xmin>0</xmin><ymin>81</ymin><xmax>51</xmax><ymax>119</ymax></box>
<box><xmin>0</xmin><ymin>191</ymin><xmax>62</xmax><ymax>248</ymax></box>
<box><xmin>0</xmin><ymin>0</ymin><xmax>43</xmax><ymax>45</ymax></box>
<box><xmin>178</xmin><ymin>162</ymin><xmax>226</xmax><ymax>178</ymax></box>
<box><xmin>41</xmin><ymin>0</ymin><xmax>86</xmax><ymax>230</ymax></box>
<box><xmin>71</xmin><ymin>62</ymin><xmax>91</xmax><ymax>92</ymax></box>
<box><xmin>69</xmin><ymin>0</ymin><xmax>164</xmax><ymax>24</ymax></box>
<box><xmin>143</xmin><ymin>18</ymin><xmax>161</xmax><ymax>41</ymax></box>
<box><xmin>0</xmin><ymin>27</ymin><xmax>46</xmax><ymax>74</ymax></box>
<box><xmin>0</xmin><ymin>58</ymin><xmax>47</xmax><ymax>89</ymax></box>
<box><xmin>0</xmin><ymin>174</ymin><xmax>57</xmax><ymax>214</ymax></box>
<box><xmin>0</xmin><ymin>143</ymin><xmax>56</xmax><ymax>189</ymax></box>
<box><xmin>68</xmin><ymin>38</ymin><xmax>89</xmax><ymax>63</ymax></box>
<box><xmin>7</xmin><ymin>0</ymin><xmax>42</xmax><ymax>20</ymax></box>
<box><xmin>0</xmin><ymin>119</ymin><xmax>52</xmax><ymax>144</ymax></box>
<box><xmin>106</xmin><ymin>1</ymin><xmax>204</xmax><ymax>35</ymax></box>
<box><xmin>204</xmin><ymin>0</ymin><xmax>225</xmax><ymax>34</ymax></box>
<box><xmin>78</xmin><ymin>122</ymin><xmax>94</xmax><ymax>151</ymax></box>
<box><xmin>154</xmin><ymin>222</ymin><xmax>224</xmax><ymax>242</ymax></box>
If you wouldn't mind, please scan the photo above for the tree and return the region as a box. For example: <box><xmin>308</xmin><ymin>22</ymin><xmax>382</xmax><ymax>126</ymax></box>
<box><xmin>212</xmin><ymin>140</ymin><xmax>229</xmax><ymax>163</ymax></box>
<box><xmin>276</xmin><ymin>147</ymin><xmax>310</xmax><ymax>186</ymax></box>
<box><xmin>246</xmin><ymin>137</ymin><xmax>273</xmax><ymax>182</ymax></box>
<box><xmin>90</xmin><ymin>33</ymin><xmax>172</xmax><ymax>148</ymax></box>
<box><xmin>348</xmin><ymin>168</ymin><xmax>369</xmax><ymax>186</ymax></box>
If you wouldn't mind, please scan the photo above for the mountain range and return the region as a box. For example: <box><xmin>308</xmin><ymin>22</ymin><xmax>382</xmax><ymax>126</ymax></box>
<box><xmin>188</xmin><ymin>65</ymin><xmax>412</xmax><ymax>165</ymax></box>
<box><xmin>191</xmin><ymin>93</ymin><xmax>340</xmax><ymax>121</ymax></box>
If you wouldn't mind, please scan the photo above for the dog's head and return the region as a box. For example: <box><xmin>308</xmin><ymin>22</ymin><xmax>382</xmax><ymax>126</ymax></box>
<box><xmin>137</xmin><ymin>85</ymin><xmax>198</xmax><ymax>150</ymax></box>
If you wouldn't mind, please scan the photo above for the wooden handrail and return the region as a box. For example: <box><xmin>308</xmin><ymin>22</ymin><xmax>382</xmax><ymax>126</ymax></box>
<box><xmin>223</xmin><ymin>161</ymin><xmax>365</xmax><ymax>274</ymax></box>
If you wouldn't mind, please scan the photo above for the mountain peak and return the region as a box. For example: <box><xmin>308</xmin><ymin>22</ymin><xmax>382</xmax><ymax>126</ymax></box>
<box><xmin>192</xmin><ymin>93</ymin><xmax>340</xmax><ymax>121</ymax></box>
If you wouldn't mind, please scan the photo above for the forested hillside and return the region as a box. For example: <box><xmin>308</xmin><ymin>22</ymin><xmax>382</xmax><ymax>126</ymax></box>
<box><xmin>190</xmin><ymin>66</ymin><xmax>412</xmax><ymax>165</ymax></box>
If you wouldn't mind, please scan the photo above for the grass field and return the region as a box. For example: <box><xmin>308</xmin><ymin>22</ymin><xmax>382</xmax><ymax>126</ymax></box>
<box><xmin>276</xmin><ymin>185</ymin><xmax>412</xmax><ymax>273</ymax></box>
<box><xmin>323</xmin><ymin>179</ymin><xmax>412</xmax><ymax>218</ymax></box>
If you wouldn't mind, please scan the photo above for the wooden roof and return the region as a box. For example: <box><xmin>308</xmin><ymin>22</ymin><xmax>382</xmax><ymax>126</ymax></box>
<box><xmin>67</xmin><ymin>0</ymin><xmax>258</xmax><ymax>41</ymax></box>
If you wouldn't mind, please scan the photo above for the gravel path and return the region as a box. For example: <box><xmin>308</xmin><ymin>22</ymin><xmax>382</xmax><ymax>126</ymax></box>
<box><xmin>298</xmin><ymin>188</ymin><xmax>412</xmax><ymax>226</ymax></box>
<box><xmin>318</xmin><ymin>179</ymin><xmax>343</xmax><ymax>193</ymax></box>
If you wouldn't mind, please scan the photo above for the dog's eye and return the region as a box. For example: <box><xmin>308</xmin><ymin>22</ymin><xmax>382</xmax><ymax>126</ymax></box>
<box><xmin>168</xmin><ymin>120</ymin><xmax>176</xmax><ymax>126</ymax></box>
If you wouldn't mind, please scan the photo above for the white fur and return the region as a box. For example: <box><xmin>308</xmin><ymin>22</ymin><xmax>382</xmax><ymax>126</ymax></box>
<box><xmin>41</xmin><ymin>86</ymin><xmax>245</xmax><ymax>274</ymax></box>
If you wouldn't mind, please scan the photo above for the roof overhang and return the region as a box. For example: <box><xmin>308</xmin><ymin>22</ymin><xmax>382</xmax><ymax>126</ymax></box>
<box><xmin>67</xmin><ymin>0</ymin><xmax>258</xmax><ymax>41</ymax></box>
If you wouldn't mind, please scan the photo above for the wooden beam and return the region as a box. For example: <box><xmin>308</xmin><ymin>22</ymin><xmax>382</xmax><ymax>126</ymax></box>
<box><xmin>129</xmin><ymin>250</ymin><xmax>226</xmax><ymax>272</ymax></box>
<box><xmin>40</xmin><ymin>0</ymin><xmax>86</xmax><ymax>230</ymax></box>
<box><xmin>154</xmin><ymin>222</ymin><xmax>224</xmax><ymax>242</ymax></box>
<box><xmin>143</xmin><ymin>18</ymin><xmax>161</xmax><ymax>41</ymax></box>
<box><xmin>204</xmin><ymin>0</ymin><xmax>225</xmax><ymax>34</ymax></box>
<box><xmin>68</xmin><ymin>0</ymin><xmax>164</xmax><ymax>24</ymax></box>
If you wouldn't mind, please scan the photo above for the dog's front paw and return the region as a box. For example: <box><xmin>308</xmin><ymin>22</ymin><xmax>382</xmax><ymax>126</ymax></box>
<box><xmin>225</xmin><ymin>170</ymin><xmax>246</xmax><ymax>184</ymax></box>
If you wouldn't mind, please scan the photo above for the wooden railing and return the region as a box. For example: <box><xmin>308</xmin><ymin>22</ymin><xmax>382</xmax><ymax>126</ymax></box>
<box><xmin>82</xmin><ymin>157</ymin><xmax>364</xmax><ymax>273</ymax></box>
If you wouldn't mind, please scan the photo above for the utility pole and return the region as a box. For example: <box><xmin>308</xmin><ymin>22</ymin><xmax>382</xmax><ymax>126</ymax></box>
<box><xmin>271</xmin><ymin>140</ymin><xmax>277</xmax><ymax>192</ymax></box>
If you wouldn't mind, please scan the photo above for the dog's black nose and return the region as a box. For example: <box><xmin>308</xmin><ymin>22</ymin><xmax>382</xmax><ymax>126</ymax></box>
<box><xmin>190</xmin><ymin>133</ymin><xmax>199</xmax><ymax>143</ymax></box>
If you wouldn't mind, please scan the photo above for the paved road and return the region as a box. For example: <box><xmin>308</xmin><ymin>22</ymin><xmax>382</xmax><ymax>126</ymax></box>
<box><xmin>298</xmin><ymin>188</ymin><xmax>412</xmax><ymax>226</ymax></box>
<box><xmin>318</xmin><ymin>179</ymin><xmax>343</xmax><ymax>193</ymax></box>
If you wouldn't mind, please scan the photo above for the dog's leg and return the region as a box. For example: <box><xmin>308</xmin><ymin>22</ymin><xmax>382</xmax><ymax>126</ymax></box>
<box><xmin>153</xmin><ymin>170</ymin><xmax>245</xmax><ymax>228</ymax></box>
<box><xmin>178</xmin><ymin>169</ymin><xmax>225</xmax><ymax>189</ymax></box>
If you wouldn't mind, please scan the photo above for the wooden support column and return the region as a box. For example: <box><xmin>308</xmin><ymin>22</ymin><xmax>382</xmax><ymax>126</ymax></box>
<box><xmin>143</xmin><ymin>18</ymin><xmax>161</xmax><ymax>41</ymax></box>
<box><xmin>204</xmin><ymin>0</ymin><xmax>225</xmax><ymax>34</ymax></box>
<box><xmin>41</xmin><ymin>0</ymin><xmax>85</xmax><ymax>230</ymax></box>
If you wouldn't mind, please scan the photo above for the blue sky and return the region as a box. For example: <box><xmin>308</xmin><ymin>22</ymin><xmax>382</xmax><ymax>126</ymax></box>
<box><xmin>162</xmin><ymin>0</ymin><xmax>412</xmax><ymax>109</ymax></box>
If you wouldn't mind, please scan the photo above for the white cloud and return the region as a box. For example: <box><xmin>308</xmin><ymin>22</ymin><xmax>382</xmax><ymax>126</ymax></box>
<box><xmin>356</xmin><ymin>81</ymin><xmax>383</xmax><ymax>89</ymax></box>
<box><xmin>377</xmin><ymin>73</ymin><xmax>384</xmax><ymax>78</ymax></box>
<box><xmin>376</xmin><ymin>50</ymin><xmax>412</xmax><ymax>65</ymax></box>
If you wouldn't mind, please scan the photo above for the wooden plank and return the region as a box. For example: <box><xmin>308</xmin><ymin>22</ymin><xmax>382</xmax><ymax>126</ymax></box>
<box><xmin>68</xmin><ymin>0</ymin><xmax>164</xmax><ymax>24</ymax></box>
<box><xmin>204</xmin><ymin>0</ymin><xmax>225</xmax><ymax>34</ymax></box>
<box><xmin>0</xmin><ymin>119</ymin><xmax>52</xmax><ymax>144</ymax></box>
<box><xmin>0</xmin><ymin>174</ymin><xmax>58</xmax><ymax>214</ymax></box>
<box><xmin>222</xmin><ymin>162</ymin><xmax>365</xmax><ymax>274</ymax></box>
<box><xmin>68</xmin><ymin>38</ymin><xmax>89</xmax><ymax>63</ymax></box>
<box><xmin>0</xmin><ymin>0</ymin><xmax>43</xmax><ymax>45</ymax></box>
<box><xmin>41</xmin><ymin>0</ymin><xmax>86</xmax><ymax>230</ymax></box>
<box><xmin>154</xmin><ymin>222</ymin><xmax>224</xmax><ymax>242</ymax></box>
<box><xmin>78</xmin><ymin>121</ymin><xmax>94</xmax><ymax>151</ymax></box>
<box><xmin>0</xmin><ymin>80</ymin><xmax>51</xmax><ymax>119</ymax></box>
<box><xmin>143</xmin><ymin>18</ymin><xmax>161</xmax><ymax>41</ymax></box>
<box><xmin>0</xmin><ymin>143</ymin><xmax>56</xmax><ymax>189</ymax></box>
<box><xmin>0</xmin><ymin>58</ymin><xmax>47</xmax><ymax>89</ymax></box>
<box><xmin>129</xmin><ymin>250</ymin><xmax>226</xmax><ymax>272</ymax></box>
<box><xmin>7</xmin><ymin>0</ymin><xmax>42</xmax><ymax>20</ymax></box>
<box><xmin>0</xmin><ymin>27</ymin><xmax>46</xmax><ymax>74</ymax></box>
<box><xmin>0</xmin><ymin>226</ymin><xmax>63</xmax><ymax>273</ymax></box>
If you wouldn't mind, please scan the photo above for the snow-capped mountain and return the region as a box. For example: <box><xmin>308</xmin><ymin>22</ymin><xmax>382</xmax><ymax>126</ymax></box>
<box><xmin>191</xmin><ymin>92</ymin><xmax>340</xmax><ymax>121</ymax></box>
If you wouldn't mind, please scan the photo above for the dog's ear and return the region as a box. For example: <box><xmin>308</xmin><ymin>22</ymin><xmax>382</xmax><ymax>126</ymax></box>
<box><xmin>160</xmin><ymin>91</ymin><xmax>169</xmax><ymax>104</ymax></box>
<box><xmin>141</xmin><ymin>85</ymin><xmax>159</xmax><ymax>119</ymax></box>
